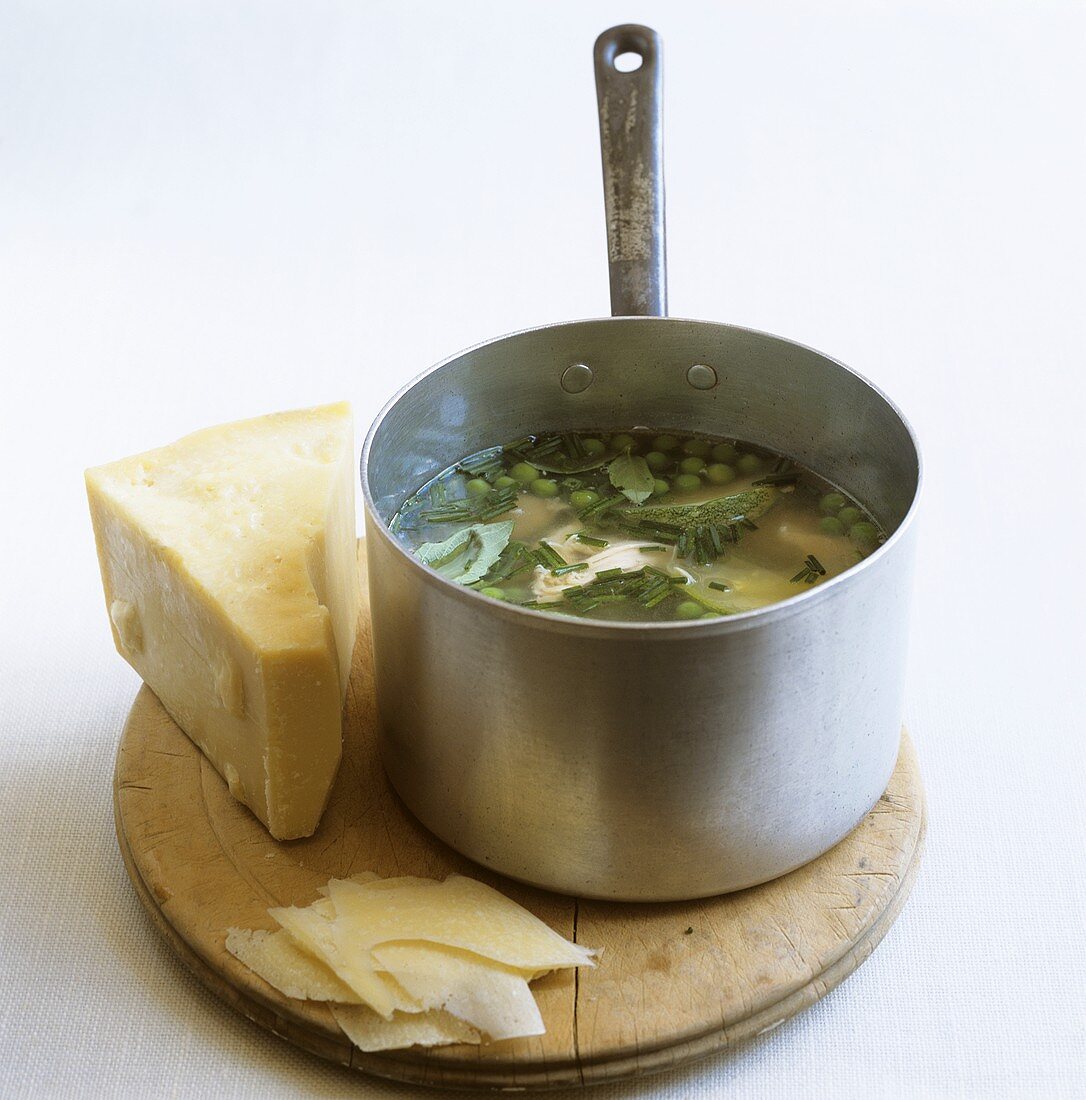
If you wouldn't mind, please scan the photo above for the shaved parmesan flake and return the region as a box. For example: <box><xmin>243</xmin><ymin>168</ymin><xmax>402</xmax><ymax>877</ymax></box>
<box><xmin>372</xmin><ymin>943</ymin><xmax>544</xmax><ymax>1040</ymax></box>
<box><xmin>315</xmin><ymin>870</ymin><xmax>380</xmax><ymax>898</ymax></box>
<box><xmin>326</xmin><ymin>874</ymin><xmax>597</xmax><ymax>971</ymax></box>
<box><xmin>330</xmin><ymin>1004</ymin><xmax>480</xmax><ymax>1052</ymax></box>
<box><xmin>227</xmin><ymin>871</ymin><xmax>597</xmax><ymax>1053</ymax></box>
<box><xmin>268</xmin><ymin>902</ymin><xmax>418</xmax><ymax>1019</ymax></box>
<box><xmin>224</xmin><ymin>928</ymin><xmax>361</xmax><ymax>1003</ymax></box>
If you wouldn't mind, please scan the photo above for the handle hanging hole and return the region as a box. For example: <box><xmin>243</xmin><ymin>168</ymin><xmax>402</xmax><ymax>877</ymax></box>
<box><xmin>613</xmin><ymin>51</ymin><xmax>643</xmax><ymax>72</ymax></box>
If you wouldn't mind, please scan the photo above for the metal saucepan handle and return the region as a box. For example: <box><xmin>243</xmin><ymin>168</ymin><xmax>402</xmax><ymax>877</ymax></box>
<box><xmin>593</xmin><ymin>24</ymin><xmax>667</xmax><ymax>318</ymax></box>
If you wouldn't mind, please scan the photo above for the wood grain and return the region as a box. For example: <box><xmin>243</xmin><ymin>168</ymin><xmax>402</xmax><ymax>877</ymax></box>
<box><xmin>114</xmin><ymin>541</ymin><xmax>924</xmax><ymax>1091</ymax></box>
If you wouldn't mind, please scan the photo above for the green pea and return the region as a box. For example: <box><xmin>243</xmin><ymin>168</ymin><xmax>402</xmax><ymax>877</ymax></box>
<box><xmin>736</xmin><ymin>453</ymin><xmax>762</xmax><ymax>475</ymax></box>
<box><xmin>678</xmin><ymin>456</ymin><xmax>706</xmax><ymax>474</ymax></box>
<box><xmin>849</xmin><ymin>521</ymin><xmax>879</xmax><ymax>549</ymax></box>
<box><xmin>493</xmin><ymin>475</ymin><xmax>518</xmax><ymax>490</ymax></box>
<box><xmin>673</xmin><ymin>473</ymin><xmax>702</xmax><ymax>493</ymax></box>
<box><xmin>652</xmin><ymin>478</ymin><xmax>670</xmax><ymax>496</ymax></box>
<box><xmin>569</xmin><ymin>489</ymin><xmax>601</xmax><ymax>510</ymax></box>
<box><xmin>819</xmin><ymin>516</ymin><xmax>845</xmax><ymax>536</ymax></box>
<box><xmin>465</xmin><ymin>478</ymin><xmax>491</xmax><ymax>497</ymax></box>
<box><xmin>681</xmin><ymin>438</ymin><xmax>712</xmax><ymax>458</ymax></box>
<box><xmin>652</xmin><ymin>434</ymin><xmax>680</xmax><ymax>452</ymax></box>
<box><xmin>645</xmin><ymin>450</ymin><xmax>670</xmax><ymax>472</ymax></box>
<box><xmin>509</xmin><ymin>462</ymin><xmax>539</xmax><ymax>484</ymax></box>
<box><xmin>610</xmin><ymin>432</ymin><xmax>637</xmax><ymax>452</ymax></box>
<box><xmin>701</xmin><ymin>611</ymin><xmax>719</xmax><ymax>619</ymax></box>
<box><xmin>581</xmin><ymin>437</ymin><xmax>606</xmax><ymax>456</ymax></box>
<box><xmin>711</xmin><ymin>442</ymin><xmax>738</xmax><ymax>462</ymax></box>
<box><xmin>820</xmin><ymin>492</ymin><xmax>847</xmax><ymax>515</ymax></box>
<box><xmin>705</xmin><ymin>462</ymin><xmax>736</xmax><ymax>485</ymax></box>
<box><xmin>530</xmin><ymin>478</ymin><xmax>559</xmax><ymax>498</ymax></box>
<box><xmin>479</xmin><ymin>586</ymin><xmax>505</xmax><ymax>600</ymax></box>
<box><xmin>836</xmin><ymin>506</ymin><xmax>862</xmax><ymax>528</ymax></box>
<box><xmin>675</xmin><ymin>600</ymin><xmax>703</xmax><ymax>620</ymax></box>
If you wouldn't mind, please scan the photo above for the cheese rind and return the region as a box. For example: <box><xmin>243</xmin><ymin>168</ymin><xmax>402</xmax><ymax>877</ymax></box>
<box><xmin>86</xmin><ymin>402</ymin><xmax>359</xmax><ymax>839</ymax></box>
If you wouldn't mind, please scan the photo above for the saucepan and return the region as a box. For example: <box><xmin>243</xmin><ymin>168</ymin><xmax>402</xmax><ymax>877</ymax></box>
<box><xmin>360</xmin><ymin>24</ymin><xmax>920</xmax><ymax>901</ymax></box>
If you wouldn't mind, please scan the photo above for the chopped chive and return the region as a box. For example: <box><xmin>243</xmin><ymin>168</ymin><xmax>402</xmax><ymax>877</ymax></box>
<box><xmin>753</xmin><ymin>460</ymin><xmax>799</xmax><ymax>487</ymax></box>
<box><xmin>552</xmin><ymin>562</ymin><xmax>589</xmax><ymax>576</ymax></box>
<box><xmin>708</xmin><ymin>580</ymin><xmax>731</xmax><ymax>592</ymax></box>
<box><xmin>420</xmin><ymin>483</ymin><xmax>519</xmax><ymax>524</ymax></box>
<box><xmin>533</xmin><ymin>541</ymin><xmax>567</xmax><ymax>570</ymax></box>
<box><xmin>575</xmin><ymin>533</ymin><xmax>609</xmax><ymax>548</ymax></box>
<box><xmin>790</xmin><ymin>553</ymin><xmax>827</xmax><ymax>584</ymax></box>
<box><xmin>595</xmin><ymin>568</ymin><xmax>624</xmax><ymax>580</ymax></box>
<box><xmin>458</xmin><ymin>446</ymin><xmax>505</xmax><ymax>478</ymax></box>
<box><xmin>578</xmin><ymin>492</ymin><xmax>623</xmax><ymax>519</ymax></box>
<box><xmin>563</xmin><ymin>432</ymin><xmax>587</xmax><ymax>459</ymax></box>
<box><xmin>639</xmin><ymin>545</ymin><xmax>668</xmax><ymax>553</ymax></box>
<box><xmin>532</xmin><ymin>436</ymin><xmax>564</xmax><ymax>456</ymax></box>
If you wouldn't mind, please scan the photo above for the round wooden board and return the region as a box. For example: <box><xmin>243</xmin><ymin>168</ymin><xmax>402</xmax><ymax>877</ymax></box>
<box><xmin>114</xmin><ymin>541</ymin><xmax>925</xmax><ymax>1092</ymax></box>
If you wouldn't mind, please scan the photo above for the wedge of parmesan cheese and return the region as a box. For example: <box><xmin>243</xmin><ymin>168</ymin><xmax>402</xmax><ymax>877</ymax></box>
<box><xmin>85</xmin><ymin>403</ymin><xmax>359</xmax><ymax>840</ymax></box>
<box><xmin>226</xmin><ymin>871</ymin><xmax>595</xmax><ymax>1052</ymax></box>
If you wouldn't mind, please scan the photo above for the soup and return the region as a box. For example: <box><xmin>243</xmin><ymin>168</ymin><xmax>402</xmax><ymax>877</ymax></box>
<box><xmin>389</xmin><ymin>430</ymin><xmax>884</xmax><ymax>622</ymax></box>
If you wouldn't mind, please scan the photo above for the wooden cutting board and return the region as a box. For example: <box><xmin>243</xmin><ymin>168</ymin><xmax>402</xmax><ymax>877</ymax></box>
<box><xmin>114</xmin><ymin>541</ymin><xmax>925</xmax><ymax>1091</ymax></box>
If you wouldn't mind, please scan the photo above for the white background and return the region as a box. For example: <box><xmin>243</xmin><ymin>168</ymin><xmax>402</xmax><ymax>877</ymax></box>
<box><xmin>2</xmin><ymin>2</ymin><xmax>1084</xmax><ymax>1097</ymax></box>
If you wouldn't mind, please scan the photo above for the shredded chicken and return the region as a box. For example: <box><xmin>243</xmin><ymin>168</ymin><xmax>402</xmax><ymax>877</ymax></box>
<box><xmin>531</xmin><ymin>539</ymin><xmax>692</xmax><ymax>602</ymax></box>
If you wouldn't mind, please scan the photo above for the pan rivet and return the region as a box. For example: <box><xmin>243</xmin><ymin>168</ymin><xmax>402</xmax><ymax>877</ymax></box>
<box><xmin>687</xmin><ymin>364</ymin><xmax>718</xmax><ymax>390</ymax></box>
<box><xmin>561</xmin><ymin>363</ymin><xmax>594</xmax><ymax>394</ymax></box>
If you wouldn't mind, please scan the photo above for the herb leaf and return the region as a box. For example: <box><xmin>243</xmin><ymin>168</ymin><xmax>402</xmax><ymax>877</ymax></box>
<box><xmin>416</xmin><ymin>521</ymin><xmax>515</xmax><ymax>585</ymax></box>
<box><xmin>614</xmin><ymin>487</ymin><xmax>780</xmax><ymax>564</ymax></box>
<box><xmin>631</xmin><ymin>486</ymin><xmax>779</xmax><ymax>529</ymax></box>
<box><xmin>608</xmin><ymin>451</ymin><xmax>655</xmax><ymax>504</ymax></box>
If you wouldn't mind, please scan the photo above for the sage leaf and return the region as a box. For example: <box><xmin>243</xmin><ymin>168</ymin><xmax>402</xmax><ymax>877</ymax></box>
<box><xmin>608</xmin><ymin>452</ymin><xmax>655</xmax><ymax>504</ymax></box>
<box><xmin>632</xmin><ymin>486</ymin><xmax>780</xmax><ymax>529</ymax></box>
<box><xmin>415</xmin><ymin>520</ymin><xmax>515</xmax><ymax>585</ymax></box>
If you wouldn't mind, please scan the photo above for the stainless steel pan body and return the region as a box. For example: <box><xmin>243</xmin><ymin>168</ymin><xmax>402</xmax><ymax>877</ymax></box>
<box><xmin>361</xmin><ymin>26</ymin><xmax>920</xmax><ymax>900</ymax></box>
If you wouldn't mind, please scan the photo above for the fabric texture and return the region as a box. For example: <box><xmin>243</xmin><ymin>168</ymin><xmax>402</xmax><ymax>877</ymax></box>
<box><xmin>2</xmin><ymin>3</ymin><xmax>1084</xmax><ymax>1097</ymax></box>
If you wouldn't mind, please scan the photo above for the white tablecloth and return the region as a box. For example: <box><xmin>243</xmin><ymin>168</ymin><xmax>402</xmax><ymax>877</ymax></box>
<box><xmin>2</xmin><ymin>3</ymin><xmax>1084</xmax><ymax>1097</ymax></box>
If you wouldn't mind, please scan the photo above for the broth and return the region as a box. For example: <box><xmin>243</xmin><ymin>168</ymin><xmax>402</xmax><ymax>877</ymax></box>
<box><xmin>389</xmin><ymin>430</ymin><xmax>884</xmax><ymax>622</ymax></box>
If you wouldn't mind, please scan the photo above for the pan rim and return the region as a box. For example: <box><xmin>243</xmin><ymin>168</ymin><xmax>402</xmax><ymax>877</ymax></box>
<box><xmin>359</xmin><ymin>315</ymin><xmax>922</xmax><ymax>637</ymax></box>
